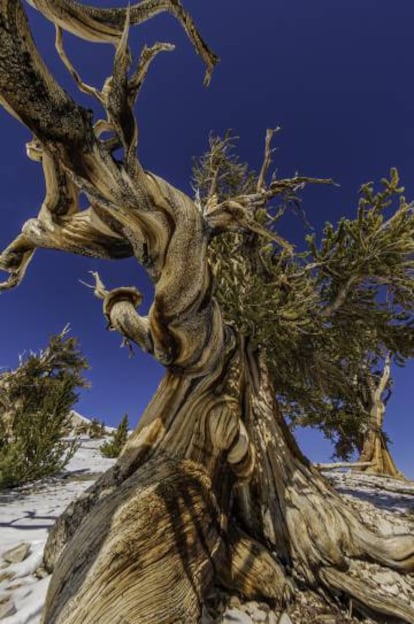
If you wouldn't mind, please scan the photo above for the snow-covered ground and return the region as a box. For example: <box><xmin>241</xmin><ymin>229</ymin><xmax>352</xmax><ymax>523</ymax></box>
<box><xmin>0</xmin><ymin>438</ymin><xmax>115</xmax><ymax>623</ymax></box>
<box><xmin>0</xmin><ymin>442</ymin><xmax>413</xmax><ymax>624</ymax></box>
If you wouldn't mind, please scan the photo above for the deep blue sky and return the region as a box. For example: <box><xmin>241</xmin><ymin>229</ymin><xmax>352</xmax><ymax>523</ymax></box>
<box><xmin>0</xmin><ymin>1</ymin><xmax>413</xmax><ymax>475</ymax></box>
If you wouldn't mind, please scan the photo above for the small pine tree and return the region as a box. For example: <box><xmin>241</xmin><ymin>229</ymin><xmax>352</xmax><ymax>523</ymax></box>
<box><xmin>89</xmin><ymin>418</ymin><xmax>107</xmax><ymax>439</ymax></box>
<box><xmin>0</xmin><ymin>328</ymin><xmax>88</xmax><ymax>488</ymax></box>
<box><xmin>100</xmin><ymin>414</ymin><xmax>129</xmax><ymax>458</ymax></box>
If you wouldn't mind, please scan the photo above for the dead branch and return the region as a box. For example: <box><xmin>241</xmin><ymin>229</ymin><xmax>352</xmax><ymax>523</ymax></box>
<box><xmin>315</xmin><ymin>461</ymin><xmax>374</xmax><ymax>471</ymax></box>
<box><xmin>26</xmin><ymin>0</ymin><xmax>218</xmax><ymax>85</ymax></box>
<box><xmin>257</xmin><ymin>127</ymin><xmax>279</xmax><ymax>192</ymax></box>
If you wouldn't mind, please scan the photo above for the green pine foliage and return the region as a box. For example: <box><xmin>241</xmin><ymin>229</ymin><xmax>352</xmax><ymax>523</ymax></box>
<box><xmin>0</xmin><ymin>328</ymin><xmax>88</xmax><ymax>488</ymax></box>
<box><xmin>100</xmin><ymin>414</ymin><xmax>129</xmax><ymax>458</ymax></box>
<box><xmin>89</xmin><ymin>418</ymin><xmax>107</xmax><ymax>439</ymax></box>
<box><xmin>193</xmin><ymin>134</ymin><xmax>414</xmax><ymax>459</ymax></box>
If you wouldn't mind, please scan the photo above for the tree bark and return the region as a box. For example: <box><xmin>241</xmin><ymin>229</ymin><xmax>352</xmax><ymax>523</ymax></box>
<box><xmin>358</xmin><ymin>429</ymin><xmax>403</xmax><ymax>478</ymax></box>
<box><xmin>0</xmin><ymin>2</ymin><xmax>412</xmax><ymax>622</ymax></box>
<box><xmin>357</xmin><ymin>356</ymin><xmax>404</xmax><ymax>479</ymax></box>
<box><xmin>42</xmin><ymin>347</ymin><xmax>414</xmax><ymax>624</ymax></box>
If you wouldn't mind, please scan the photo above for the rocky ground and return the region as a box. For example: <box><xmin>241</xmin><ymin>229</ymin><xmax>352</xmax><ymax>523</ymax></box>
<box><xmin>0</xmin><ymin>438</ymin><xmax>116</xmax><ymax>623</ymax></box>
<box><xmin>0</xmin><ymin>441</ymin><xmax>413</xmax><ymax>624</ymax></box>
<box><xmin>210</xmin><ymin>471</ymin><xmax>414</xmax><ymax>624</ymax></box>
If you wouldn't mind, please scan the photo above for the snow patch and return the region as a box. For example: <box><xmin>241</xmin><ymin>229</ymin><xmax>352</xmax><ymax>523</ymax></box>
<box><xmin>1</xmin><ymin>444</ymin><xmax>413</xmax><ymax>624</ymax></box>
<box><xmin>0</xmin><ymin>438</ymin><xmax>116</xmax><ymax>623</ymax></box>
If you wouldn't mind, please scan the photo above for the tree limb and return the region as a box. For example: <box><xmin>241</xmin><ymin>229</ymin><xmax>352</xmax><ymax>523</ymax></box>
<box><xmin>55</xmin><ymin>26</ymin><xmax>102</xmax><ymax>101</ymax></box>
<box><xmin>0</xmin><ymin>1</ymin><xmax>93</xmax><ymax>147</ymax></box>
<box><xmin>321</xmin><ymin>274</ymin><xmax>359</xmax><ymax>317</ymax></box>
<box><xmin>315</xmin><ymin>461</ymin><xmax>374</xmax><ymax>471</ymax></box>
<box><xmin>82</xmin><ymin>272</ymin><xmax>154</xmax><ymax>355</ymax></box>
<box><xmin>257</xmin><ymin>127</ymin><xmax>279</xmax><ymax>192</ymax></box>
<box><xmin>26</xmin><ymin>0</ymin><xmax>218</xmax><ymax>85</ymax></box>
<box><xmin>0</xmin><ymin>1</ymin><xmax>236</xmax><ymax>378</ymax></box>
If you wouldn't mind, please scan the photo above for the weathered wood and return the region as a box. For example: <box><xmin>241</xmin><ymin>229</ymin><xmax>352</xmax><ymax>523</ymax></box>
<box><xmin>357</xmin><ymin>356</ymin><xmax>404</xmax><ymax>478</ymax></box>
<box><xmin>315</xmin><ymin>461</ymin><xmax>373</xmax><ymax>470</ymax></box>
<box><xmin>43</xmin><ymin>457</ymin><xmax>225</xmax><ymax>624</ymax></box>
<box><xmin>0</xmin><ymin>3</ymin><xmax>413</xmax><ymax>623</ymax></box>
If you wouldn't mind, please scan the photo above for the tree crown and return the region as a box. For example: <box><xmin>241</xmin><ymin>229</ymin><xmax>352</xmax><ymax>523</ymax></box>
<box><xmin>193</xmin><ymin>133</ymin><xmax>414</xmax><ymax>455</ymax></box>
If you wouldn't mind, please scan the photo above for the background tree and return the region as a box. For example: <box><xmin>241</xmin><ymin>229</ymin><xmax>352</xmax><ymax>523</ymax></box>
<box><xmin>0</xmin><ymin>327</ymin><xmax>88</xmax><ymax>488</ymax></box>
<box><xmin>353</xmin><ymin>353</ymin><xmax>402</xmax><ymax>476</ymax></box>
<box><xmin>0</xmin><ymin>2</ymin><xmax>413</xmax><ymax>623</ymax></box>
<box><xmin>100</xmin><ymin>413</ymin><xmax>129</xmax><ymax>457</ymax></box>
<box><xmin>89</xmin><ymin>418</ymin><xmax>107</xmax><ymax>439</ymax></box>
<box><xmin>303</xmin><ymin>351</ymin><xmax>405</xmax><ymax>477</ymax></box>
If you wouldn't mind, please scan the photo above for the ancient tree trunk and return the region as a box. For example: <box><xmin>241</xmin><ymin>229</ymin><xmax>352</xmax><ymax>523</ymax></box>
<box><xmin>42</xmin><ymin>351</ymin><xmax>256</xmax><ymax>624</ymax></box>
<box><xmin>0</xmin><ymin>2</ymin><xmax>413</xmax><ymax>623</ymax></box>
<box><xmin>42</xmin><ymin>348</ymin><xmax>414</xmax><ymax>624</ymax></box>
<box><xmin>357</xmin><ymin>356</ymin><xmax>403</xmax><ymax>478</ymax></box>
<box><xmin>358</xmin><ymin>428</ymin><xmax>402</xmax><ymax>478</ymax></box>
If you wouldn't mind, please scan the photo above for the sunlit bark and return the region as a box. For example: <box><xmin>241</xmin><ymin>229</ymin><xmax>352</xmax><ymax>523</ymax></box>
<box><xmin>357</xmin><ymin>356</ymin><xmax>403</xmax><ymax>478</ymax></box>
<box><xmin>0</xmin><ymin>2</ymin><xmax>413</xmax><ymax>622</ymax></box>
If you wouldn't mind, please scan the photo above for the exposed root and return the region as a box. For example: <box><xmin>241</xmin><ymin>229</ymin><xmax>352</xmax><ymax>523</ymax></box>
<box><xmin>315</xmin><ymin>461</ymin><xmax>374</xmax><ymax>471</ymax></box>
<box><xmin>353</xmin><ymin>526</ymin><xmax>414</xmax><ymax>572</ymax></box>
<box><xmin>239</xmin><ymin>353</ymin><xmax>414</xmax><ymax>623</ymax></box>
<box><xmin>218</xmin><ymin>528</ymin><xmax>292</xmax><ymax>604</ymax></box>
<box><xmin>283</xmin><ymin>480</ymin><xmax>414</xmax><ymax>620</ymax></box>
<box><xmin>320</xmin><ymin>566</ymin><xmax>414</xmax><ymax>624</ymax></box>
<box><xmin>42</xmin><ymin>457</ymin><xmax>226</xmax><ymax>624</ymax></box>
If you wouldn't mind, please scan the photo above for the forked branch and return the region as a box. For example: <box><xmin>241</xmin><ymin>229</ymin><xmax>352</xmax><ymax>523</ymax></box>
<box><xmin>55</xmin><ymin>26</ymin><xmax>101</xmax><ymax>101</ymax></box>
<box><xmin>26</xmin><ymin>0</ymin><xmax>218</xmax><ymax>84</ymax></box>
<box><xmin>82</xmin><ymin>271</ymin><xmax>153</xmax><ymax>355</ymax></box>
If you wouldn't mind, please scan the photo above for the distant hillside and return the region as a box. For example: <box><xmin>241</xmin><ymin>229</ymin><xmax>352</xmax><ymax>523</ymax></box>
<box><xmin>67</xmin><ymin>410</ymin><xmax>115</xmax><ymax>436</ymax></box>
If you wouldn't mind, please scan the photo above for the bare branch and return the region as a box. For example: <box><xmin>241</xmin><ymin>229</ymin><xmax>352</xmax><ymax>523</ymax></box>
<box><xmin>55</xmin><ymin>26</ymin><xmax>102</xmax><ymax>101</ymax></box>
<box><xmin>129</xmin><ymin>42</ymin><xmax>175</xmax><ymax>103</ymax></box>
<box><xmin>314</xmin><ymin>461</ymin><xmax>374</xmax><ymax>471</ymax></box>
<box><xmin>0</xmin><ymin>196</ymin><xmax>135</xmax><ymax>293</ymax></box>
<box><xmin>82</xmin><ymin>271</ymin><xmax>109</xmax><ymax>300</ymax></box>
<box><xmin>376</xmin><ymin>352</ymin><xmax>391</xmax><ymax>399</ymax></box>
<box><xmin>104</xmin><ymin>8</ymin><xmax>138</xmax><ymax>165</ymax></box>
<box><xmin>0</xmin><ymin>235</ymin><xmax>35</xmax><ymax>292</ymax></box>
<box><xmin>0</xmin><ymin>134</ymin><xmax>136</xmax><ymax>291</ymax></box>
<box><xmin>81</xmin><ymin>272</ymin><xmax>154</xmax><ymax>356</ymax></box>
<box><xmin>93</xmin><ymin>120</ymin><xmax>114</xmax><ymax>137</ymax></box>
<box><xmin>206</xmin><ymin>199</ymin><xmax>294</xmax><ymax>253</ymax></box>
<box><xmin>268</xmin><ymin>175</ymin><xmax>336</xmax><ymax>197</ymax></box>
<box><xmin>26</xmin><ymin>0</ymin><xmax>219</xmax><ymax>85</ymax></box>
<box><xmin>205</xmin><ymin>175</ymin><xmax>334</xmax><ymax>252</ymax></box>
<box><xmin>0</xmin><ymin>137</ymin><xmax>80</xmax><ymax>290</ymax></box>
<box><xmin>257</xmin><ymin>127</ymin><xmax>279</xmax><ymax>192</ymax></box>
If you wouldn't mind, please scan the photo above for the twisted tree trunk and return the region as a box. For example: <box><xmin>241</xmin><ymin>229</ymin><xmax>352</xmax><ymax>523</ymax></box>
<box><xmin>359</xmin><ymin>429</ymin><xmax>402</xmax><ymax>478</ymax></box>
<box><xmin>357</xmin><ymin>356</ymin><xmax>403</xmax><ymax>479</ymax></box>
<box><xmin>0</xmin><ymin>2</ymin><xmax>413</xmax><ymax>622</ymax></box>
<box><xmin>42</xmin><ymin>345</ymin><xmax>414</xmax><ymax>624</ymax></box>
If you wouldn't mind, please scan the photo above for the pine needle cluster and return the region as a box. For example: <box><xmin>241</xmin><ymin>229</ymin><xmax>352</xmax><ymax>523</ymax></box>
<box><xmin>192</xmin><ymin>134</ymin><xmax>414</xmax><ymax>458</ymax></box>
<box><xmin>0</xmin><ymin>328</ymin><xmax>88</xmax><ymax>488</ymax></box>
<box><xmin>100</xmin><ymin>414</ymin><xmax>129</xmax><ymax>458</ymax></box>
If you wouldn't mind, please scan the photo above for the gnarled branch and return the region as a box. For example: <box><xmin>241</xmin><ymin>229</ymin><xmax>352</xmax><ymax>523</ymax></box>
<box><xmin>26</xmin><ymin>0</ymin><xmax>218</xmax><ymax>85</ymax></box>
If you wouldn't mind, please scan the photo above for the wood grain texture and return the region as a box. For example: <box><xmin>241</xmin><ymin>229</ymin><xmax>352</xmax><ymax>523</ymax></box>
<box><xmin>0</xmin><ymin>3</ymin><xmax>412</xmax><ymax>622</ymax></box>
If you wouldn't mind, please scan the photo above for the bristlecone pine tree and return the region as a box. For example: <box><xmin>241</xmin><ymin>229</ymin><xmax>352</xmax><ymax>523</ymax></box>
<box><xmin>355</xmin><ymin>355</ymin><xmax>403</xmax><ymax>476</ymax></box>
<box><xmin>298</xmin><ymin>351</ymin><xmax>405</xmax><ymax>477</ymax></box>
<box><xmin>0</xmin><ymin>327</ymin><xmax>88</xmax><ymax>488</ymax></box>
<box><xmin>0</xmin><ymin>2</ymin><xmax>413</xmax><ymax>623</ymax></box>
